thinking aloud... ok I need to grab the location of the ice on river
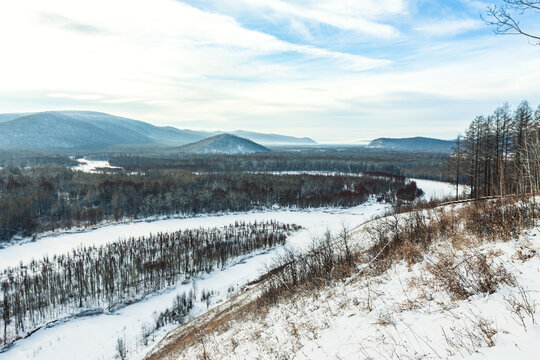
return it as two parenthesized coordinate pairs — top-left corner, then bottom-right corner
(0, 203), (387, 360)
(72, 157), (121, 173)
(0, 178), (457, 360)
(411, 178), (468, 201)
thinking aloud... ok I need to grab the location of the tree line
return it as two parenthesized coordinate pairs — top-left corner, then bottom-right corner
(108, 147), (449, 180)
(0, 221), (299, 346)
(450, 101), (540, 198)
(0, 168), (411, 242)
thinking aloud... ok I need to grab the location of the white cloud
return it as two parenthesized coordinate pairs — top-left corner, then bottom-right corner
(0, 0), (388, 92)
(414, 18), (483, 36)
(238, 0), (403, 38)
(0, 0), (538, 142)
(48, 93), (104, 101)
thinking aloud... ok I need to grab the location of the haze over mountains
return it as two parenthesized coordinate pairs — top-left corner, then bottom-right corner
(0, 111), (459, 154)
(367, 137), (456, 153)
(0, 111), (316, 150)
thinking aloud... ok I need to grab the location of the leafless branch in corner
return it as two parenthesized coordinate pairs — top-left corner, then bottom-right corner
(483, 1), (540, 45)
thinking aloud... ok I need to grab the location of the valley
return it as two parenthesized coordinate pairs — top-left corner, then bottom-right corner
(0, 180), (456, 360)
(1, 2), (539, 358)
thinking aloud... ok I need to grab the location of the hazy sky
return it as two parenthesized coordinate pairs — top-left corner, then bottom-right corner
(0, 0), (539, 143)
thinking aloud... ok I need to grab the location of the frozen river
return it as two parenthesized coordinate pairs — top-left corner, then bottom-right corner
(0, 179), (457, 360)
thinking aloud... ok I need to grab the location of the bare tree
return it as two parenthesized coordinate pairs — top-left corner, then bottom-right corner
(451, 134), (462, 200)
(484, 1), (540, 44)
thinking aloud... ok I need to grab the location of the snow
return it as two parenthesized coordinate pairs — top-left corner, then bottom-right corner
(0, 179), (457, 360)
(164, 221), (540, 360)
(0, 203), (388, 360)
(411, 178), (468, 201)
(72, 157), (121, 173)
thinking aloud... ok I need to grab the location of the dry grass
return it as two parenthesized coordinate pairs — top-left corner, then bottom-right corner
(426, 249), (515, 300)
(366, 198), (538, 274)
(505, 283), (537, 331)
(442, 310), (498, 356)
(146, 197), (539, 360)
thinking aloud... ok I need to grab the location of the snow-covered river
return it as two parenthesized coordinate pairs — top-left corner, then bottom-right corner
(72, 157), (121, 173)
(0, 179), (458, 360)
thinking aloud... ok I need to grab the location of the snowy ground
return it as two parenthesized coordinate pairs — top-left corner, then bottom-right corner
(0, 203), (388, 360)
(72, 157), (121, 173)
(411, 178), (468, 201)
(153, 212), (540, 360)
(0, 180), (457, 360)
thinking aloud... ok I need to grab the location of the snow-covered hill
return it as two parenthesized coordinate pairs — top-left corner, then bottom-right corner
(177, 133), (271, 154)
(147, 201), (540, 360)
(368, 137), (456, 153)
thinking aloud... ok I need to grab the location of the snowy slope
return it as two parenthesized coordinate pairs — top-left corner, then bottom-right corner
(148, 209), (540, 360)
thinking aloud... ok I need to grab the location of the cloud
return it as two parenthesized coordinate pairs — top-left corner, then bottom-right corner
(414, 18), (483, 36)
(0, 0), (539, 142)
(48, 93), (104, 101)
(38, 13), (107, 35)
(101, 98), (143, 104)
(237, 0), (403, 38)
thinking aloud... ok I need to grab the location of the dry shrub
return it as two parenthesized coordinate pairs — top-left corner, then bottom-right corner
(426, 249), (515, 300)
(514, 242), (538, 262)
(367, 197), (539, 275)
(366, 210), (450, 273)
(505, 283), (537, 331)
(463, 198), (538, 241)
(259, 227), (362, 307)
(443, 311), (498, 356)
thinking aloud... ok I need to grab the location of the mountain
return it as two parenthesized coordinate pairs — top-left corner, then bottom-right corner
(61, 111), (207, 145)
(0, 111), (316, 150)
(0, 113), (33, 123)
(0, 112), (150, 149)
(177, 133), (271, 154)
(367, 137), (456, 153)
(228, 130), (316, 145)
(0, 111), (203, 150)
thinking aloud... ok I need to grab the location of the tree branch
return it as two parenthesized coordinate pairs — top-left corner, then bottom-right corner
(484, 2), (540, 44)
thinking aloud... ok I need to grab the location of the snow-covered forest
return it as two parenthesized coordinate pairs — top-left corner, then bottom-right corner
(0, 221), (299, 347)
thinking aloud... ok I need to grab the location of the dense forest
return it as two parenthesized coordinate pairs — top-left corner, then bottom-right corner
(0, 168), (415, 243)
(450, 101), (540, 198)
(0, 221), (299, 346)
(108, 147), (449, 180)
(0, 152), (78, 168)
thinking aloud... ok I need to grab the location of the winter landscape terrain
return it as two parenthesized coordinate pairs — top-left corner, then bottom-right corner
(0, 180), (456, 360)
(147, 201), (540, 360)
(1, 1), (540, 359)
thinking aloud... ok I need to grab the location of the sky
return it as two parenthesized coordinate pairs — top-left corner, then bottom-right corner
(0, 0), (539, 143)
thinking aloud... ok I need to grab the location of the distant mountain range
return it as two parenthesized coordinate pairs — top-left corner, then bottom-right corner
(0, 111), (316, 150)
(178, 133), (271, 154)
(367, 137), (456, 153)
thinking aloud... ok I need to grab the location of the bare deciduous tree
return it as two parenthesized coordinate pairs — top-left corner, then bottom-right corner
(484, 1), (540, 44)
